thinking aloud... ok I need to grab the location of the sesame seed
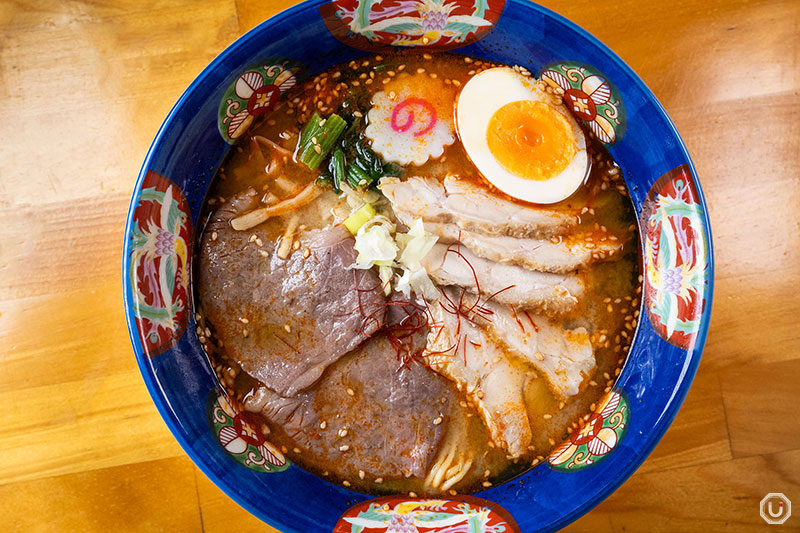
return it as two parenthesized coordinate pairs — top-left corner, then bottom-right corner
(452, 80), (461, 87)
(338, 428), (348, 437)
(239, 317), (249, 324)
(374, 477), (383, 484)
(255, 238), (263, 247)
(347, 388), (355, 396)
(417, 67), (425, 74)
(303, 248), (311, 259)
(293, 447), (301, 454)
(242, 328), (249, 337)
(259, 250), (269, 257)
(339, 445), (350, 452)
(319, 421), (327, 429)
(549, 438), (556, 446)
(433, 416), (443, 425)
(314, 145), (321, 154)
(543, 414), (553, 420)
(342, 480), (351, 487)
(558, 401), (565, 410)
(211, 231), (218, 241)
(482, 481), (492, 487)
(284, 323), (291, 333)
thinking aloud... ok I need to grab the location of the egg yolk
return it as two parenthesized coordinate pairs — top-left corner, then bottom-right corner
(486, 100), (577, 181)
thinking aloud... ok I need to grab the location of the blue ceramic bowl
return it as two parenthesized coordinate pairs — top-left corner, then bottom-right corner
(123, 1), (713, 531)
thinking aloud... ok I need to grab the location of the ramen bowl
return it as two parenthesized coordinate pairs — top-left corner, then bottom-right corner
(123, 1), (713, 531)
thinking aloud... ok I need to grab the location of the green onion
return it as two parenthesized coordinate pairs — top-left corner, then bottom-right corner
(346, 163), (373, 188)
(383, 162), (402, 177)
(316, 171), (333, 189)
(328, 148), (345, 193)
(356, 141), (384, 178)
(343, 203), (376, 235)
(298, 112), (323, 152)
(297, 113), (347, 170)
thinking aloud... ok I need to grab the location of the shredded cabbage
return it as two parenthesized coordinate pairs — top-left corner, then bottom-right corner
(354, 223), (398, 270)
(392, 219), (439, 299)
(397, 218), (438, 271)
(351, 216), (439, 299)
(395, 266), (439, 299)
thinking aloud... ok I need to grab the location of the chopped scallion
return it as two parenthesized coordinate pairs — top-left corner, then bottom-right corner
(329, 148), (345, 193)
(297, 113), (347, 170)
(343, 203), (376, 235)
(346, 163), (373, 189)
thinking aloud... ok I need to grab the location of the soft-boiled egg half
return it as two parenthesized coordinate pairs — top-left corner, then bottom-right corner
(456, 67), (589, 204)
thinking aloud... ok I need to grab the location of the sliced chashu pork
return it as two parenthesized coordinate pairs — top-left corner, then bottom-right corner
(477, 299), (594, 398)
(380, 175), (578, 239)
(420, 242), (584, 316)
(425, 295), (533, 458)
(198, 188), (386, 397)
(420, 221), (624, 274)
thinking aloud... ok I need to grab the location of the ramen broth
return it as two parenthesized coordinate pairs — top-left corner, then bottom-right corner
(196, 52), (641, 496)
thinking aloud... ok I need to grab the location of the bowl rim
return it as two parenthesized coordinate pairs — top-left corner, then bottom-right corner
(123, 0), (714, 530)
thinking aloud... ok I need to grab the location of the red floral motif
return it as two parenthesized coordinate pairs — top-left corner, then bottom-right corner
(548, 389), (629, 472)
(335, 495), (520, 532)
(320, 0), (506, 52)
(128, 171), (192, 357)
(210, 393), (289, 473)
(540, 63), (625, 144)
(641, 165), (708, 349)
(218, 61), (300, 143)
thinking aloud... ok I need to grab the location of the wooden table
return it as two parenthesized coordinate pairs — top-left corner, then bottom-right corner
(1, 0), (798, 531)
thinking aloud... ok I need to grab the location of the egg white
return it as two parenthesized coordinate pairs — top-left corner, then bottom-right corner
(456, 67), (588, 204)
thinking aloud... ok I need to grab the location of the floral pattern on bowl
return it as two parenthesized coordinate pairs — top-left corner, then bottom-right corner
(641, 164), (708, 349)
(218, 59), (303, 143)
(540, 61), (626, 144)
(208, 391), (290, 473)
(320, 0), (506, 50)
(548, 389), (630, 472)
(127, 170), (191, 357)
(334, 495), (520, 532)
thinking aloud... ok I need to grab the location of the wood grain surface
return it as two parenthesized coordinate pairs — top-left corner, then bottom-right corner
(1, 0), (798, 531)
